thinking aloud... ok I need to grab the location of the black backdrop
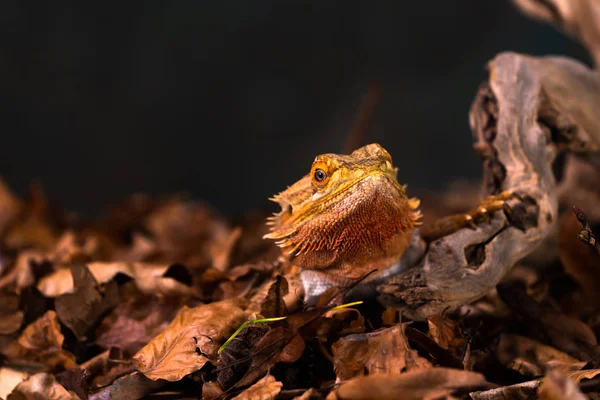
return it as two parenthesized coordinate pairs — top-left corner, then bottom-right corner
(0, 1), (591, 217)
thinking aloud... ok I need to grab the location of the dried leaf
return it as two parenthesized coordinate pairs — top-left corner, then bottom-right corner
(427, 316), (465, 355)
(234, 326), (299, 388)
(512, 0), (600, 66)
(559, 210), (600, 311)
(217, 325), (270, 391)
(38, 262), (193, 298)
(55, 368), (88, 400)
(144, 198), (231, 265)
(113, 232), (156, 262)
(231, 375), (282, 400)
(2, 310), (76, 370)
(1, 250), (46, 292)
(132, 298), (247, 381)
(54, 264), (118, 340)
(7, 373), (79, 400)
(326, 368), (488, 400)
(202, 381), (224, 400)
(538, 370), (587, 400)
(332, 324), (431, 381)
(87, 372), (164, 400)
(567, 369), (600, 382)
(497, 282), (598, 361)
(259, 275), (288, 318)
(51, 232), (100, 265)
(0, 368), (28, 400)
(293, 388), (322, 400)
(469, 370), (600, 400)
(278, 333), (305, 363)
(470, 380), (540, 400)
(0, 293), (23, 335)
(381, 308), (397, 326)
(317, 307), (365, 342)
(210, 226), (242, 272)
(496, 334), (586, 376)
(403, 326), (464, 369)
(95, 296), (182, 354)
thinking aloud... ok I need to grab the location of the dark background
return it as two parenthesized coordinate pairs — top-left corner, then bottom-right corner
(0, 1), (592, 218)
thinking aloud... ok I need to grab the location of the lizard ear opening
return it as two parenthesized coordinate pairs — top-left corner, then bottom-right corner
(310, 161), (331, 189)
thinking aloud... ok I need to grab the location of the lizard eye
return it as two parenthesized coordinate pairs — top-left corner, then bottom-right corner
(310, 161), (331, 189)
(314, 169), (327, 182)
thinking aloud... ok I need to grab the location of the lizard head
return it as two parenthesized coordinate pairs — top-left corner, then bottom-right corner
(264, 143), (421, 277)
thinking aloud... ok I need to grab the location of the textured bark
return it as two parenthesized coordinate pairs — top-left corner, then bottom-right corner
(512, 0), (600, 67)
(364, 53), (600, 319)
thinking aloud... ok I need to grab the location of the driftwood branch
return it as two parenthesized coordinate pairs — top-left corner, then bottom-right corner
(512, 0), (600, 67)
(345, 53), (600, 320)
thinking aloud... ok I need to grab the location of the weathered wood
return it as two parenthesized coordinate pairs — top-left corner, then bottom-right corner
(512, 0), (600, 67)
(371, 53), (600, 319)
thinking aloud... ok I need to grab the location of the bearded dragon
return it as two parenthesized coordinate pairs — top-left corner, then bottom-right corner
(264, 143), (516, 297)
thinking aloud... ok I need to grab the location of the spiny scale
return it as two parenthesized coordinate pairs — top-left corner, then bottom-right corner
(264, 143), (421, 279)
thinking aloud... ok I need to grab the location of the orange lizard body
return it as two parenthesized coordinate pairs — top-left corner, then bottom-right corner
(264, 143), (421, 280)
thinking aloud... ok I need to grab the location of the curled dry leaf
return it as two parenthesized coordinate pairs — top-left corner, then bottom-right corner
(246, 275), (289, 318)
(293, 388), (322, 400)
(403, 326), (463, 370)
(427, 316), (465, 356)
(1, 232), (103, 294)
(143, 198), (232, 266)
(496, 282), (598, 361)
(216, 325), (270, 391)
(559, 213), (600, 312)
(278, 333), (306, 363)
(87, 372), (164, 400)
(567, 369), (600, 382)
(470, 370), (600, 400)
(496, 334), (586, 376)
(230, 374), (282, 400)
(1, 250), (46, 292)
(259, 275), (288, 318)
(54, 264), (118, 341)
(331, 324), (431, 381)
(0, 293), (23, 335)
(233, 326), (305, 389)
(0, 368), (28, 400)
(202, 381), (224, 400)
(538, 370), (587, 400)
(210, 226), (242, 272)
(7, 373), (79, 400)
(216, 262), (279, 302)
(512, 0), (600, 66)
(95, 296), (182, 354)
(38, 262), (194, 298)
(470, 380), (540, 400)
(112, 232), (156, 262)
(55, 368), (88, 400)
(51, 232), (100, 266)
(326, 368), (488, 400)
(2, 310), (76, 370)
(132, 298), (247, 381)
(317, 307), (365, 342)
